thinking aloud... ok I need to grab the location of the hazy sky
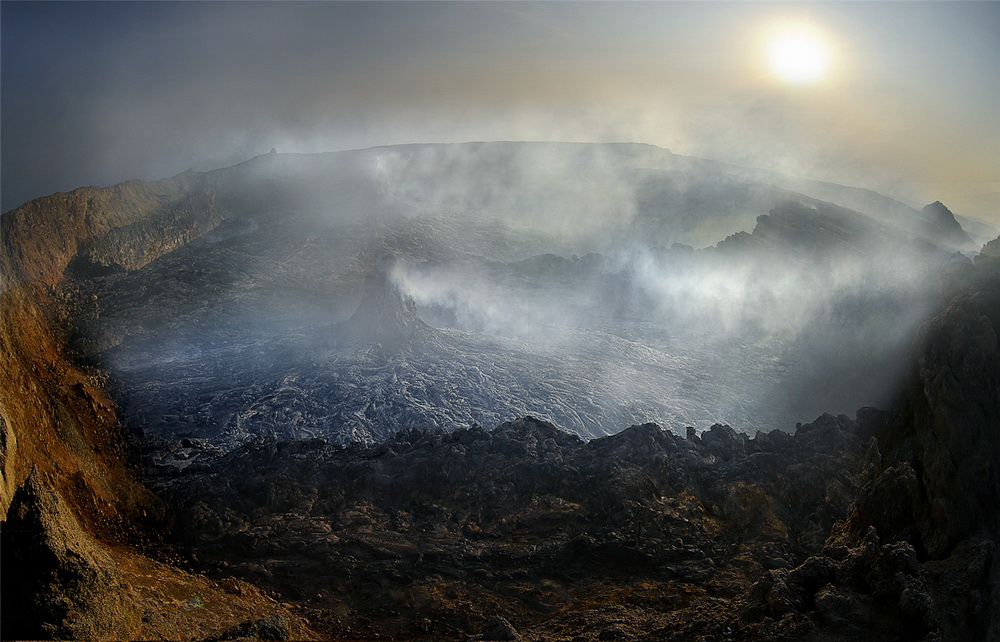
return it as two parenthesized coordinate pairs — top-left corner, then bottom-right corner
(2, 1), (998, 222)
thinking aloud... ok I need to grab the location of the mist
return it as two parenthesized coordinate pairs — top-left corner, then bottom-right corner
(5, 0), (993, 445)
(367, 144), (944, 433)
(3, 2), (998, 223)
(63, 141), (958, 448)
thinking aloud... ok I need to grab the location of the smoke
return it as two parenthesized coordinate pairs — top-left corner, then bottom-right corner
(77, 139), (957, 446)
(373, 143), (642, 246)
(390, 258), (599, 347)
(347, 142), (947, 431)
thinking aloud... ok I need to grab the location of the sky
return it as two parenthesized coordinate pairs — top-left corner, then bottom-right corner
(2, 1), (998, 223)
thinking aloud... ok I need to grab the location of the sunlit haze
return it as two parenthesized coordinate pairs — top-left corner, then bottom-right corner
(2, 1), (998, 223)
(765, 24), (833, 84)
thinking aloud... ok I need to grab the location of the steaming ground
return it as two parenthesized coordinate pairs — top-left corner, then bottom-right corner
(63, 142), (977, 448)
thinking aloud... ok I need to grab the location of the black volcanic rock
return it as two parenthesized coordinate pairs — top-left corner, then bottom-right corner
(858, 263), (1000, 558)
(475, 616), (520, 641)
(853, 254), (999, 638)
(744, 253), (1000, 642)
(206, 615), (290, 641)
(717, 199), (943, 262)
(147, 413), (868, 640)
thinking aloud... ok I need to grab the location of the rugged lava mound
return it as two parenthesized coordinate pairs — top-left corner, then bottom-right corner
(147, 414), (866, 640)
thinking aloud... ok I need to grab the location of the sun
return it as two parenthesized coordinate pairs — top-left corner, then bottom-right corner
(766, 25), (832, 84)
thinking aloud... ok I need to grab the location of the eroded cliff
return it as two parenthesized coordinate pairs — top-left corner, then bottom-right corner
(1, 170), (320, 640)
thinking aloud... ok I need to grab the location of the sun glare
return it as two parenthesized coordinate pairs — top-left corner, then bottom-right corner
(766, 26), (832, 84)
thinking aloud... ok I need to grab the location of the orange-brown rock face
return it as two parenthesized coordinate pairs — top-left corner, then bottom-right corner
(1, 169), (224, 519)
(2, 169), (321, 640)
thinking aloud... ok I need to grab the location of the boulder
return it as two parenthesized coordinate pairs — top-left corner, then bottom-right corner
(1, 469), (138, 640)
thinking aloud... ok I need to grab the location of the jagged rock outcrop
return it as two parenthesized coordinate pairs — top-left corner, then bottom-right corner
(204, 615), (291, 641)
(474, 616), (520, 641)
(0, 172), (222, 289)
(921, 201), (975, 249)
(1, 469), (138, 640)
(830, 246), (1000, 638)
(978, 234), (1000, 261)
(652, 234), (1000, 642)
(716, 199), (950, 264)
